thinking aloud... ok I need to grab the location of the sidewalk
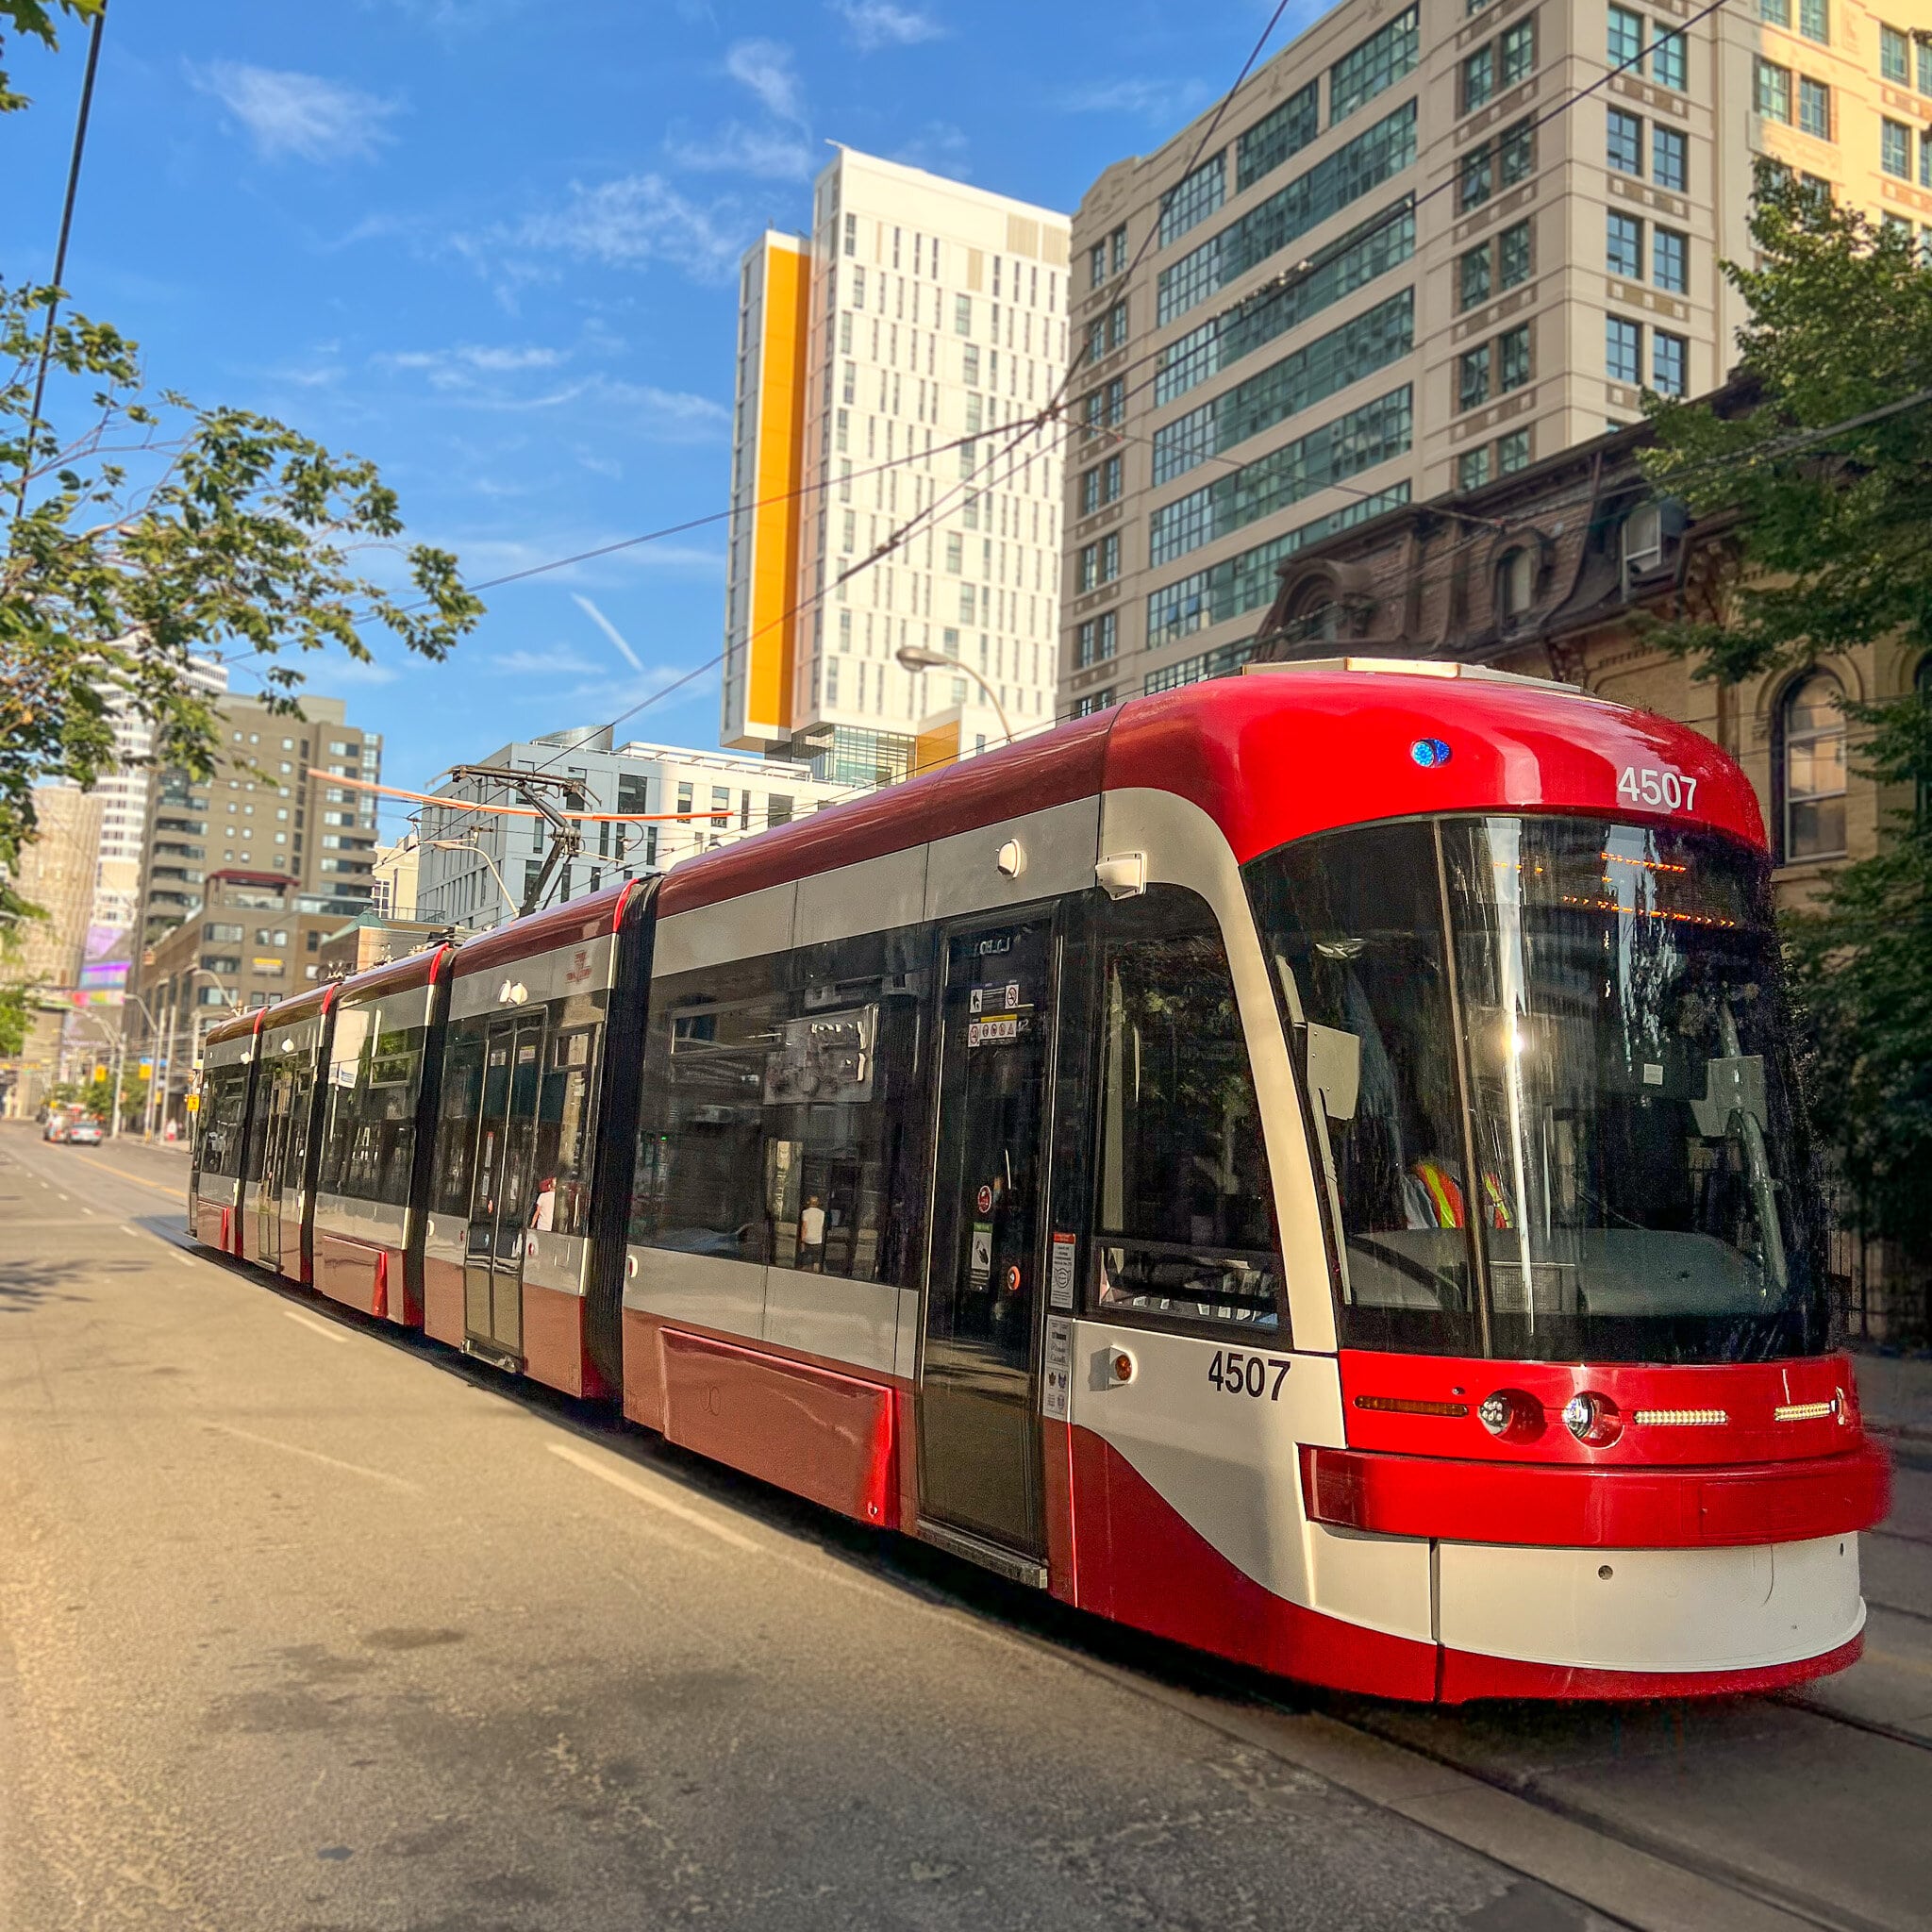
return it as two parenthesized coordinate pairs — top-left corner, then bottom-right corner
(1851, 1348), (1932, 1441)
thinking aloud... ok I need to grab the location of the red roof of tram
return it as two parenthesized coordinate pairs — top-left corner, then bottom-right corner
(656, 665), (1763, 917)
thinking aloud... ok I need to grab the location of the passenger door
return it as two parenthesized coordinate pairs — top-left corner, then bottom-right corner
(918, 913), (1058, 1564)
(258, 1064), (295, 1269)
(463, 1018), (545, 1361)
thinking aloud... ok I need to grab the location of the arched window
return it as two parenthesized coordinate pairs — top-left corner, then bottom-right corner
(1287, 592), (1338, 644)
(1777, 669), (1847, 861)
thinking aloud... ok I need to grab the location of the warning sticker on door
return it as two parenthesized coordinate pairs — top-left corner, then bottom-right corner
(970, 1224), (992, 1281)
(1041, 1316), (1072, 1420)
(968, 1016), (1019, 1047)
(1049, 1231), (1077, 1309)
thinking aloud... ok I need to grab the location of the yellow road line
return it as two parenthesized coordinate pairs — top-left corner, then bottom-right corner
(66, 1153), (186, 1203)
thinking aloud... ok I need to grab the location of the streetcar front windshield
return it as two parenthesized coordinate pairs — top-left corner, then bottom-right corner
(1246, 816), (1827, 1363)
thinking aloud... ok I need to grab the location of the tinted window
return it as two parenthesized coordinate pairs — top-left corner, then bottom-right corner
(1093, 887), (1282, 1331)
(429, 1028), (483, 1217)
(632, 926), (933, 1285)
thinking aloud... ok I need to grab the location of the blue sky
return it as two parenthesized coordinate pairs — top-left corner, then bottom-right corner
(5, 0), (1303, 839)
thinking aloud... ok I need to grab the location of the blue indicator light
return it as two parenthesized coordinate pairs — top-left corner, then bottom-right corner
(1410, 738), (1453, 769)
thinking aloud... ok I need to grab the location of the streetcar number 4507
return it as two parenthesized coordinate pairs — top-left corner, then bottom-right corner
(1618, 765), (1698, 811)
(1208, 1351), (1292, 1400)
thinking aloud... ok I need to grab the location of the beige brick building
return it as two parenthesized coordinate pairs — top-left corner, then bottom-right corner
(1060, 0), (1932, 718)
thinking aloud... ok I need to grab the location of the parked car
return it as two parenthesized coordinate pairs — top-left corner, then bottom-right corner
(66, 1117), (104, 1146)
(42, 1112), (70, 1142)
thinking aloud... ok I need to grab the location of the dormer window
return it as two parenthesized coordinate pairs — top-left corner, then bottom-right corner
(1623, 502), (1664, 579)
(1498, 547), (1537, 619)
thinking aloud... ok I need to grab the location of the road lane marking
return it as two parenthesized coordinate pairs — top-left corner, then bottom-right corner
(547, 1442), (760, 1553)
(202, 1422), (419, 1494)
(68, 1154), (187, 1202)
(283, 1308), (351, 1345)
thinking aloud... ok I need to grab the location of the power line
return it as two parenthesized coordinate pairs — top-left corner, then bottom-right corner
(10, 0), (108, 524)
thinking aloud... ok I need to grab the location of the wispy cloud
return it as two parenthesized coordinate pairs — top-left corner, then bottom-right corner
(503, 175), (747, 283)
(664, 121), (813, 181)
(379, 342), (568, 390)
(486, 646), (599, 675)
(724, 39), (804, 124)
(892, 121), (970, 177)
(1053, 75), (1215, 123)
(572, 593), (644, 673)
(328, 654), (402, 686)
(831, 1), (944, 51)
(190, 61), (402, 163)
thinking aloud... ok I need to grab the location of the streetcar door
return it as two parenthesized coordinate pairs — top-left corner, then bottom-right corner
(258, 1062), (296, 1268)
(917, 912), (1057, 1560)
(463, 1017), (544, 1360)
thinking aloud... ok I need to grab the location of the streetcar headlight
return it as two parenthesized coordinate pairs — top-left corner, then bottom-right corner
(1477, 1389), (1544, 1441)
(1562, 1391), (1623, 1447)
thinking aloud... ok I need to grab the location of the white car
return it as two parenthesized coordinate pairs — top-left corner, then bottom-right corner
(66, 1119), (103, 1146)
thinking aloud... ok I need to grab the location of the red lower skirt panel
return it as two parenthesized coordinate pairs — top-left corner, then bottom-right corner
(192, 1201), (225, 1250)
(1438, 1633), (1865, 1703)
(279, 1216), (306, 1285)
(653, 1326), (899, 1529)
(1071, 1427), (1439, 1702)
(424, 1255), (464, 1349)
(522, 1283), (608, 1401)
(314, 1232), (391, 1321)
(1303, 1442), (1891, 1549)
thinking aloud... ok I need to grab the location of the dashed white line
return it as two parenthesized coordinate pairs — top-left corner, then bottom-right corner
(282, 1308), (350, 1346)
(547, 1442), (761, 1553)
(202, 1422), (419, 1493)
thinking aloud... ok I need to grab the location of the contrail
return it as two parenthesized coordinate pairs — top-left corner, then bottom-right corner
(572, 592), (643, 673)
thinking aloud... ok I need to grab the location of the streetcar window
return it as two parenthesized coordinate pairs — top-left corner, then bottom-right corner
(1247, 822), (1480, 1355)
(632, 928), (930, 1286)
(1092, 887), (1283, 1331)
(1247, 818), (1827, 1363)
(317, 995), (430, 1208)
(533, 1027), (598, 1237)
(196, 1060), (253, 1181)
(429, 1028), (485, 1217)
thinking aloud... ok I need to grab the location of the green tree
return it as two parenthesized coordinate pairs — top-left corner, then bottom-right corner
(0, 0), (482, 932)
(1641, 178), (1932, 1296)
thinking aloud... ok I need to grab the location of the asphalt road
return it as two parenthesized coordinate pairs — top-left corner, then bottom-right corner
(2, 1123), (1927, 1932)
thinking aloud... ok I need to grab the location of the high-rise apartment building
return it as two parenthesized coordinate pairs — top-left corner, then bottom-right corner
(414, 729), (855, 931)
(723, 148), (1072, 783)
(132, 692), (382, 952)
(1059, 0), (1931, 714)
(89, 658), (229, 982)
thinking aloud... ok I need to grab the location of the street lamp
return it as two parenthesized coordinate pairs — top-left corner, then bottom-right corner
(894, 643), (1015, 746)
(425, 837), (520, 921)
(192, 966), (243, 1013)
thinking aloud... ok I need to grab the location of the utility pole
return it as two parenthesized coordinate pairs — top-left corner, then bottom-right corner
(443, 765), (590, 917)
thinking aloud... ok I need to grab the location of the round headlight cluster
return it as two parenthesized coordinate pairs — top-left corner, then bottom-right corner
(1476, 1389), (1545, 1442)
(1562, 1391), (1624, 1447)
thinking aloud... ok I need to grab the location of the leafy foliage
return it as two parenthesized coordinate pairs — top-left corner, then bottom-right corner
(1641, 177), (1932, 1275)
(0, 1), (98, 117)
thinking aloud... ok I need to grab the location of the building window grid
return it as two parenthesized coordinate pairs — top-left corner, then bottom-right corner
(1329, 6), (1419, 125)
(1459, 342), (1492, 410)
(1882, 23), (1909, 84)
(1608, 107), (1644, 175)
(1798, 76), (1830, 141)
(1147, 385), (1414, 567)
(1757, 58), (1792, 122)
(1236, 80), (1320, 192)
(1154, 202), (1415, 406)
(1158, 101), (1418, 326)
(1655, 125), (1688, 191)
(1159, 153), (1226, 249)
(1608, 6), (1644, 69)
(1653, 329), (1687, 396)
(1500, 18), (1536, 88)
(1607, 315), (1642, 385)
(1463, 43), (1496, 112)
(1882, 118), (1912, 179)
(1653, 28), (1686, 91)
(1654, 226), (1688, 292)
(1799, 0), (1826, 43)
(1142, 487), (1411, 645)
(1149, 288), (1414, 486)
(1607, 210), (1643, 279)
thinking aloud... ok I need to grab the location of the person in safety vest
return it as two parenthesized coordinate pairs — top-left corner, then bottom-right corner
(1405, 1157), (1516, 1231)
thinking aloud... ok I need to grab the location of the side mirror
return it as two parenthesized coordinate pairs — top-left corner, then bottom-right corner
(1690, 1055), (1767, 1138)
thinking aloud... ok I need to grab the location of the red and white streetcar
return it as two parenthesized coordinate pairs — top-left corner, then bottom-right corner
(189, 660), (1889, 1701)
